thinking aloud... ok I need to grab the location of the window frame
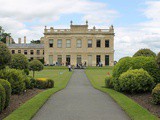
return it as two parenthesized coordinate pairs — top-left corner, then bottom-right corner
(66, 39), (71, 48)
(96, 40), (101, 47)
(57, 39), (62, 48)
(88, 40), (92, 48)
(77, 40), (82, 48)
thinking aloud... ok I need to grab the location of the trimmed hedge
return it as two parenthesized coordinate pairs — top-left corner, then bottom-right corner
(0, 84), (6, 112)
(118, 69), (154, 93)
(105, 76), (114, 88)
(152, 83), (160, 104)
(0, 69), (26, 94)
(35, 78), (54, 89)
(0, 79), (11, 108)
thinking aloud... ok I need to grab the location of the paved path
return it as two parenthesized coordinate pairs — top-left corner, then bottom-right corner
(32, 70), (130, 120)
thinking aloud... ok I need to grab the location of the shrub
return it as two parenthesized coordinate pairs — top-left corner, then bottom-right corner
(47, 79), (54, 88)
(29, 60), (43, 78)
(24, 69), (29, 75)
(156, 52), (160, 69)
(118, 69), (154, 93)
(105, 76), (114, 88)
(152, 83), (160, 104)
(0, 79), (11, 108)
(0, 42), (11, 69)
(35, 78), (54, 89)
(1, 69), (26, 94)
(133, 48), (156, 57)
(10, 53), (29, 70)
(24, 75), (31, 89)
(0, 84), (6, 112)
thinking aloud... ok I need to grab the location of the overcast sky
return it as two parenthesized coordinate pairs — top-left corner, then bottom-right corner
(0, 0), (160, 60)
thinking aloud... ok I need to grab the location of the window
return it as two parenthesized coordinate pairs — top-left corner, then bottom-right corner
(24, 50), (27, 55)
(105, 40), (109, 47)
(12, 50), (15, 54)
(105, 55), (109, 66)
(57, 55), (62, 65)
(37, 50), (40, 55)
(88, 40), (92, 48)
(77, 55), (82, 64)
(77, 40), (82, 48)
(30, 50), (34, 55)
(49, 39), (53, 47)
(96, 40), (101, 47)
(57, 40), (62, 48)
(66, 55), (71, 66)
(66, 40), (71, 48)
(96, 55), (101, 65)
(18, 50), (21, 53)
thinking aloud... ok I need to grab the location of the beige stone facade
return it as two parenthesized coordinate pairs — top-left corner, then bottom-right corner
(43, 22), (114, 66)
(7, 21), (115, 66)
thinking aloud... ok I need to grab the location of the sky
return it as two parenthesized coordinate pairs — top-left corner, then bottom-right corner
(0, 0), (160, 61)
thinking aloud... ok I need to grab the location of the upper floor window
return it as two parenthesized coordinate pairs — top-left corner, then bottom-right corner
(88, 40), (92, 48)
(18, 50), (21, 53)
(49, 39), (53, 47)
(105, 40), (109, 47)
(77, 40), (82, 48)
(37, 50), (40, 55)
(12, 50), (15, 54)
(30, 50), (34, 55)
(96, 40), (101, 47)
(57, 39), (62, 48)
(66, 40), (71, 48)
(24, 50), (27, 55)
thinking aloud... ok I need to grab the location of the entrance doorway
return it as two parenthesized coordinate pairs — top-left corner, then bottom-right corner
(77, 55), (82, 65)
(66, 55), (71, 66)
(49, 55), (53, 65)
(105, 55), (109, 66)
(57, 55), (62, 66)
(88, 55), (92, 66)
(96, 55), (101, 66)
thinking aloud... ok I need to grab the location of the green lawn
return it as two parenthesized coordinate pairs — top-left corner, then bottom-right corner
(85, 67), (159, 120)
(4, 67), (72, 120)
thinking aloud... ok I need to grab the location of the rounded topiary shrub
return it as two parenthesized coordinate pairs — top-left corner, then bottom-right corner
(0, 84), (6, 112)
(105, 76), (114, 88)
(4, 69), (26, 94)
(35, 78), (48, 89)
(47, 79), (54, 88)
(118, 69), (154, 93)
(24, 75), (31, 89)
(133, 48), (156, 57)
(0, 79), (11, 108)
(152, 83), (160, 104)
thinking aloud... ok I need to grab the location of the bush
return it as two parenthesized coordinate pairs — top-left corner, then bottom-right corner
(105, 76), (114, 88)
(1, 69), (26, 94)
(24, 75), (31, 89)
(152, 83), (160, 104)
(0, 42), (11, 69)
(0, 79), (11, 108)
(133, 48), (156, 57)
(35, 78), (54, 89)
(156, 52), (160, 69)
(24, 69), (29, 75)
(0, 84), (6, 112)
(118, 69), (154, 93)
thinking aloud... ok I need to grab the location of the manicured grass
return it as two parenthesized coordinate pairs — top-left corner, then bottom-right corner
(85, 68), (159, 120)
(4, 68), (72, 120)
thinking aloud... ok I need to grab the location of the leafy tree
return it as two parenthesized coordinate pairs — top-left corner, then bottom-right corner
(156, 52), (160, 69)
(10, 53), (29, 70)
(30, 40), (40, 44)
(133, 48), (156, 57)
(29, 60), (43, 78)
(0, 42), (11, 69)
(0, 26), (13, 43)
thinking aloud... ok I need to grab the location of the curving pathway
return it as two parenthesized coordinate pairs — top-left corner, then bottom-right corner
(32, 69), (130, 120)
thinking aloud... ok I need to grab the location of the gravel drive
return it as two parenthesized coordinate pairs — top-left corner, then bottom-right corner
(32, 69), (130, 120)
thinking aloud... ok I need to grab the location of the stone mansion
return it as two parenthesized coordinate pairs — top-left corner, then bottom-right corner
(7, 21), (115, 66)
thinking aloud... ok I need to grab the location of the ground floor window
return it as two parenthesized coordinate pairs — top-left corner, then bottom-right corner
(12, 50), (15, 54)
(66, 55), (71, 66)
(49, 55), (53, 65)
(57, 55), (62, 66)
(105, 55), (109, 66)
(96, 55), (101, 66)
(77, 55), (82, 65)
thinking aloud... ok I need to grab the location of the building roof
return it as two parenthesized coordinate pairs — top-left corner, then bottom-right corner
(7, 43), (44, 49)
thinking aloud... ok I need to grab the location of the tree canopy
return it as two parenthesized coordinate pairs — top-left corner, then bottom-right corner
(0, 26), (13, 43)
(133, 48), (156, 57)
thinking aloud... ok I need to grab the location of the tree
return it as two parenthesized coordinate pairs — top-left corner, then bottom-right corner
(29, 60), (43, 78)
(133, 48), (156, 57)
(30, 40), (41, 44)
(10, 53), (29, 70)
(0, 42), (11, 69)
(156, 52), (160, 69)
(0, 26), (13, 43)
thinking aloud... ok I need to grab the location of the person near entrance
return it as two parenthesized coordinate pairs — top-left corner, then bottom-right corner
(68, 64), (71, 71)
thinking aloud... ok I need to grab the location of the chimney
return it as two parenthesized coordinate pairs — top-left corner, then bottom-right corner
(9, 37), (12, 44)
(18, 38), (21, 44)
(6, 36), (9, 44)
(24, 36), (26, 44)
